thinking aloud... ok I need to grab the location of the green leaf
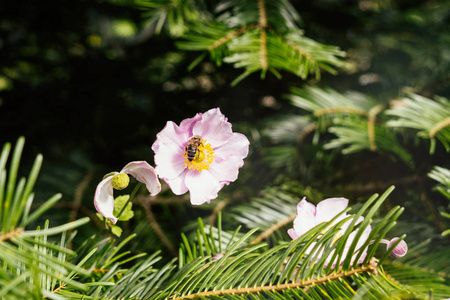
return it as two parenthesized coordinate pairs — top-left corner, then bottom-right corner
(113, 195), (134, 221)
(110, 225), (123, 237)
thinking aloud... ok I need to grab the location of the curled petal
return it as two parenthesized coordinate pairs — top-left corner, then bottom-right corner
(94, 176), (117, 224)
(121, 161), (161, 196)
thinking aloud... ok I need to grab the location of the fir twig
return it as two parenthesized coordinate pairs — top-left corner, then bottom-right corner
(258, 0), (268, 72)
(171, 258), (379, 299)
(368, 104), (385, 151)
(250, 213), (296, 244)
(430, 117), (450, 137)
(140, 197), (177, 256)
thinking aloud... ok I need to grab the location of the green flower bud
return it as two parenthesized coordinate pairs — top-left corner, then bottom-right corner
(111, 173), (130, 190)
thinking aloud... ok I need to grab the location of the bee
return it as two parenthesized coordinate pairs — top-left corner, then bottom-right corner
(185, 135), (203, 162)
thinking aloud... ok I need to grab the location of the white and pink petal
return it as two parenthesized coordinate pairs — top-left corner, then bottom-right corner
(94, 176), (118, 224)
(315, 198), (348, 224)
(213, 132), (250, 161)
(185, 170), (221, 205)
(291, 198), (317, 237)
(121, 161), (161, 196)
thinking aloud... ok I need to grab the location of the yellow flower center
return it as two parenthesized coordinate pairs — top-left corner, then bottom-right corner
(184, 139), (215, 172)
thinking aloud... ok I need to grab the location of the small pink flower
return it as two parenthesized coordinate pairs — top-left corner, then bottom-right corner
(152, 108), (250, 205)
(385, 237), (408, 258)
(288, 197), (371, 266)
(94, 161), (161, 224)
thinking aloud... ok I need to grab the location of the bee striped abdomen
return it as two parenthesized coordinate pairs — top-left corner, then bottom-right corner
(185, 135), (203, 162)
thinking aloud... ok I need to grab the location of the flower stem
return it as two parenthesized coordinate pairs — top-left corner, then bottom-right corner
(116, 182), (142, 220)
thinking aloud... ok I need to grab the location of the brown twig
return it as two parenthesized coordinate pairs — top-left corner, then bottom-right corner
(250, 214), (296, 244)
(43, 283), (66, 299)
(367, 104), (385, 151)
(258, 0), (268, 71)
(208, 25), (257, 51)
(68, 172), (93, 248)
(171, 257), (379, 299)
(209, 199), (229, 226)
(0, 228), (24, 242)
(139, 197), (177, 257)
(420, 189), (449, 242)
(429, 117), (450, 137)
(297, 122), (317, 145)
(314, 107), (369, 118)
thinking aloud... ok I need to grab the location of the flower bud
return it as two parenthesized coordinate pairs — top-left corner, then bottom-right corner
(212, 253), (224, 261)
(111, 173), (130, 190)
(387, 237), (408, 258)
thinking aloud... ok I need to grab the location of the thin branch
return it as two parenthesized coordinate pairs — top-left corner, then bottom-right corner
(209, 199), (229, 226)
(258, 0), (268, 71)
(297, 122), (317, 144)
(139, 197), (177, 257)
(429, 116), (450, 137)
(208, 25), (257, 51)
(420, 189), (449, 242)
(368, 104), (385, 151)
(0, 227), (24, 242)
(314, 107), (368, 118)
(329, 175), (424, 196)
(250, 214), (296, 244)
(68, 172), (93, 247)
(44, 283), (66, 299)
(69, 172), (93, 223)
(172, 257), (379, 299)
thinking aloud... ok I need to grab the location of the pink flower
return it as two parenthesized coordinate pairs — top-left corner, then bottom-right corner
(384, 237), (408, 258)
(288, 197), (371, 266)
(94, 161), (161, 224)
(152, 108), (250, 205)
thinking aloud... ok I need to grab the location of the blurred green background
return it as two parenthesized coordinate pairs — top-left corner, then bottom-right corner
(0, 0), (448, 255)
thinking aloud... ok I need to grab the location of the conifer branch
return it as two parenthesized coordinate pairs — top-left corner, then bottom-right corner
(140, 198), (177, 256)
(368, 104), (385, 151)
(171, 258), (379, 299)
(207, 25), (257, 51)
(209, 199), (229, 226)
(45, 283), (66, 299)
(297, 122), (317, 144)
(429, 117), (450, 137)
(0, 227), (24, 242)
(289, 43), (312, 60)
(258, 0), (268, 71)
(68, 172), (93, 248)
(314, 107), (368, 117)
(250, 214), (296, 244)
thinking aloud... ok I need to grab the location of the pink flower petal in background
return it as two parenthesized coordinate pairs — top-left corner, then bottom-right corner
(288, 197), (371, 266)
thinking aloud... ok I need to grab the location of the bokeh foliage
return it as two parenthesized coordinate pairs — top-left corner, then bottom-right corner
(0, 0), (449, 298)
